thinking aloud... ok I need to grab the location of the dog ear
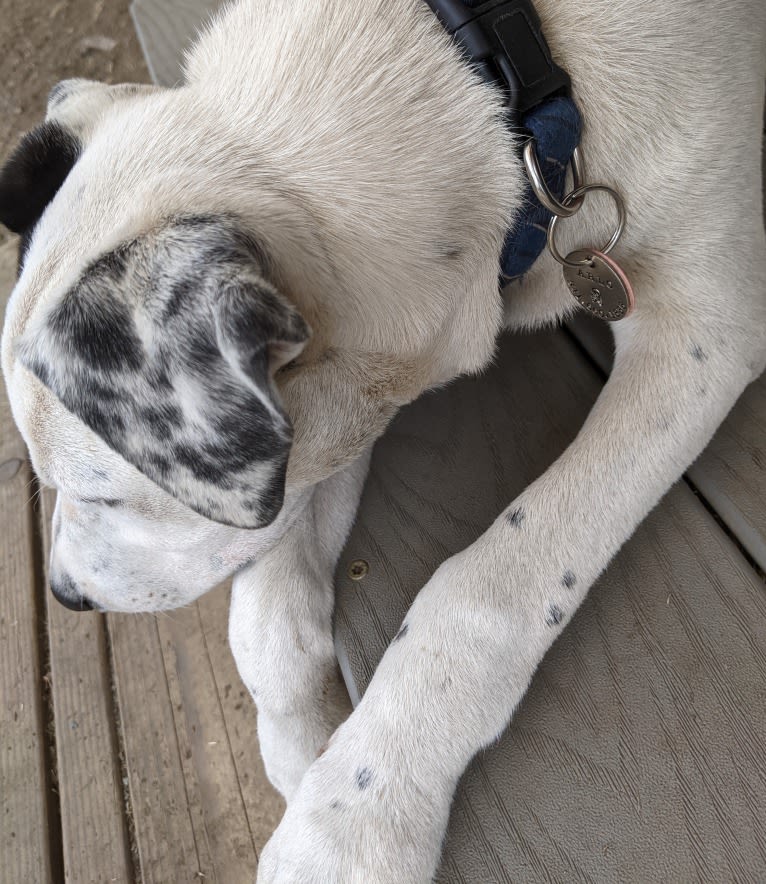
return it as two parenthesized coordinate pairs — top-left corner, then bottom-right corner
(0, 120), (80, 237)
(17, 216), (311, 529)
(1, 80), (159, 262)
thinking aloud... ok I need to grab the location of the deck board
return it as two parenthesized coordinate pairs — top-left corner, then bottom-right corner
(109, 612), (209, 883)
(108, 584), (283, 883)
(130, 0), (225, 87)
(196, 589), (286, 855)
(155, 595), (261, 882)
(40, 488), (133, 884)
(335, 328), (766, 881)
(0, 238), (52, 883)
(0, 446), (51, 883)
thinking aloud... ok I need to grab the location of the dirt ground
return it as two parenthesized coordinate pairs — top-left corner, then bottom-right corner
(0, 0), (150, 248)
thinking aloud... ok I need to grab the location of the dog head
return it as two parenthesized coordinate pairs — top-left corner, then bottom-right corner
(1, 80), (311, 612)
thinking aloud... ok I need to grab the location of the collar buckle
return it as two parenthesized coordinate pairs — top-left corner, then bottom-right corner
(425, 0), (570, 115)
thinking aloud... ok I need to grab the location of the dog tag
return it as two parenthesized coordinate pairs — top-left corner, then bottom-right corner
(562, 249), (634, 322)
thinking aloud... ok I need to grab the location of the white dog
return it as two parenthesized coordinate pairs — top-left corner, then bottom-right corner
(1, 0), (764, 880)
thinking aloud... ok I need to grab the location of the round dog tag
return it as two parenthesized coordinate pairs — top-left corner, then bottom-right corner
(562, 249), (634, 322)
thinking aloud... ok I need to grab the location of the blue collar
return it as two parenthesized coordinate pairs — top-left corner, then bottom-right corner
(424, 0), (582, 279)
(501, 96), (581, 279)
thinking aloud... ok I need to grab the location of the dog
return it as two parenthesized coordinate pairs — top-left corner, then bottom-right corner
(1, 0), (765, 880)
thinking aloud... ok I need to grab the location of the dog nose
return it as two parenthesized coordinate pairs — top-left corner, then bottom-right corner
(50, 573), (93, 612)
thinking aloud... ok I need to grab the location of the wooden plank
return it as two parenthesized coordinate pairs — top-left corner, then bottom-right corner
(0, 236), (52, 882)
(110, 582), (284, 883)
(335, 328), (766, 882)
(154, 589), (266, 882)
(196, 588), (285, 855)
(108, 612), (211, 883)
(39, 488), (132, 884)
(567, 313), (766, 572)
(130, 0), (224, 87)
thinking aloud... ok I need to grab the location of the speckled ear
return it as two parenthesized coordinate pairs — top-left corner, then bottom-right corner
(18, 215), (311, 529)
(0, 120), (80, 239)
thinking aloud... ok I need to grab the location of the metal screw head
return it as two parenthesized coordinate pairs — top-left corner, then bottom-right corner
(348, 560), (369, 581)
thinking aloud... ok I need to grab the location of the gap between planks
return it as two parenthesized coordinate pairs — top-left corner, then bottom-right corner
(107, 583), (284, 883)
(40, 487), (133, 884)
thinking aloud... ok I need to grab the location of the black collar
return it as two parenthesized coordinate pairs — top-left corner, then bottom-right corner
(423, 0), (582, 279)
(423, 0), (570, 124)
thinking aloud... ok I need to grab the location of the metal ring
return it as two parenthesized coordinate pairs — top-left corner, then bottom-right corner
(547, 183), (627, 268)
(523, 141), (586, 218)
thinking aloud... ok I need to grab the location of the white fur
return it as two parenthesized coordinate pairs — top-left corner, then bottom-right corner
(2, 0), (765, 880)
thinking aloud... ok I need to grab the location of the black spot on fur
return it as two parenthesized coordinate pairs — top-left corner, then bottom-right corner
(174, 443), (230, 485)
(562, 571), (577, 589)
(210, 404), (282, 461)
(81, 497), (124, 508)
(0, 120), (81, 235)
(85, 380), (121, 403)
(48, 80), (74, 109)
(233, 555), (258, 575)
(140, 404), (183, 439)
(393, 623), (409, 643)
(546, 604), (564, 627)
(254, 462), (286, 524)
(18, 228), (35, 272)
(507, 507), (525, 527)
(77, 398), (122, 443)
(690, 344), (707, 363)
(148, 453), (172, 478)
(436, 243), (464, 261)
(164, 278), (195, 320)
(356, 768), (373, 791)
(98, 248), (129, 281)
(49, 289), (143, 372)
(147, 363), (173, 391)
(27, 359), (51, 388)
(186, 328), (221, 371)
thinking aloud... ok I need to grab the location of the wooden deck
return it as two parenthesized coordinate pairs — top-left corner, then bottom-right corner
(1, 2), (764, 880)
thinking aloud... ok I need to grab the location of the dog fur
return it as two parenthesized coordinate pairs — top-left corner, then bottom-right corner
(1, 0), (765, 880)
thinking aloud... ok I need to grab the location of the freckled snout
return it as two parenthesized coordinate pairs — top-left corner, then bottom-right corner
(50, 572), (94, 612)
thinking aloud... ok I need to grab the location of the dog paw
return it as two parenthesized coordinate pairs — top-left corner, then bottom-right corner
(256, 721), (449, 883)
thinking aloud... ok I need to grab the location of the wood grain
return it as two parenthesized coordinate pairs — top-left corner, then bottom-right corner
(335, 328), (766, 882)
(154, 589), (261, 882)
(108, 611), (210, 883)
(109, 583), (284, 883)
(0, 237), (51, 882)
(196, 588), (285, 856)
(130, 0), (225, 87)
(39, 488), (132, 884)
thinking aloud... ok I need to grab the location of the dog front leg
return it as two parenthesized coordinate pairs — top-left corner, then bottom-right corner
(258, 302), (765, 883)
(228, 451), (371, 802)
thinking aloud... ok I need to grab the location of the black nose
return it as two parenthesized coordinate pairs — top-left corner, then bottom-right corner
(50, 574), (93, 612)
